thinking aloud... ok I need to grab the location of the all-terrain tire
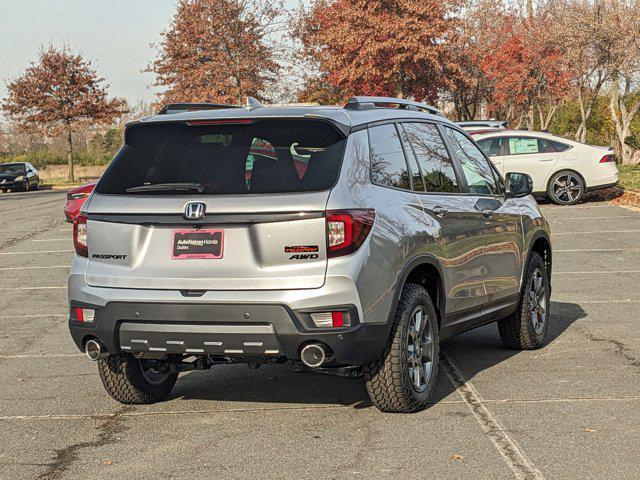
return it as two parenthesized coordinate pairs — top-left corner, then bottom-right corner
(498, 252), (550, 349)
(97, 354), (178, 404)
(364, 283), (440, 413)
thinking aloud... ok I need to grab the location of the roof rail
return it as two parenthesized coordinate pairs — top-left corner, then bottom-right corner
(157, 102), (241, 115)
(344, 96), (443, 116)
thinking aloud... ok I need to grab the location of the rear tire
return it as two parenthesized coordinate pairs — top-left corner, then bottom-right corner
(547, 170), (585, 205)
(498, 252), (550, 349)
(364, 283), (439, 413)
(97, 354), (178, 404)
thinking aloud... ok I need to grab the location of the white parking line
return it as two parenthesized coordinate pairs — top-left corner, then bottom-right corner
(481, 396), (640, 405)
(33, 238), (71, 242)
(0, 286), (66, 291)
(1, 314), (66, 318)
(550, 216), (637, 221)
(541, 204), (612, 209)
(0, 265), (69, 271)
(0, 404), (352, 422)
(552, 230), (640, 235)
(570, 299), (640, 304)
(0, 396), (638, 422)
(554, 248), (640, 252)
(554, 270), (640, 274)
(0, 250), (74, 255)
(0, 353), (83, 359)
(441, 352), (544, 480)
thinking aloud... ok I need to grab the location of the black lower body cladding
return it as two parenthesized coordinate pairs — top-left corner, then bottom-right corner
(68, 301), (390, 366)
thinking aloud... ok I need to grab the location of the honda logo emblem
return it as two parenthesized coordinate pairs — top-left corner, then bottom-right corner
(183, 202), (206, 220)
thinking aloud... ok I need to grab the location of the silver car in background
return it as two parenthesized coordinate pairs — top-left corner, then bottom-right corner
(68, 97), (552, 413)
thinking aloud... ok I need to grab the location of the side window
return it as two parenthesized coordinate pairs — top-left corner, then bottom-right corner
(402, 123), (459, 193)
(397, 126), (425, 192)
(369, 124), (411, 190)
(507, 137), (540, 155)
(477, 137), (508, 157)
(538, 138), (569, 153)
(445, 128), (500, 196)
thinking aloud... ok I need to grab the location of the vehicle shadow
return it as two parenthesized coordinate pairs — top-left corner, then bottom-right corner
(170, 301), (586, 410)
(535, 187), (623, 206)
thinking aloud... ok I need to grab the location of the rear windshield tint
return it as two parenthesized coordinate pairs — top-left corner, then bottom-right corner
(96, 119), (346, 195)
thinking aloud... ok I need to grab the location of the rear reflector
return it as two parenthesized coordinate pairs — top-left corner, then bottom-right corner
(73, 213), (88, 257)
(326, 209), (375, 258)
(310, 311), (351, 328)
(599, 154), (616, 163)
(71, 307), (95, 323)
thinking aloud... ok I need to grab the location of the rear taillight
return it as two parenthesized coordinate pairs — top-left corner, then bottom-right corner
(73, 213), (88, 257)
(600, 154), (616, 163)
(326, 209), (375, 258)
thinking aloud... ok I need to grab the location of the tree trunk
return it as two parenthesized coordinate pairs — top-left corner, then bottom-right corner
(608, 73), (640, 164)
(537, 103), (558, 131)
(67, 130), (75, 183)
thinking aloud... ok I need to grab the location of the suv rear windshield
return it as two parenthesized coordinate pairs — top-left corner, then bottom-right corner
(96, 119), (346, 195)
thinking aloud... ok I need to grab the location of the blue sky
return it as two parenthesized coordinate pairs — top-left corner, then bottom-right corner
(0, 0), (303, 106)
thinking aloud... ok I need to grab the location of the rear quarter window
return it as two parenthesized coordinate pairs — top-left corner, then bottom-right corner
(368, 124), (411, 190)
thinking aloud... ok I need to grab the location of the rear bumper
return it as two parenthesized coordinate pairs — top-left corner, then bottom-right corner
(68, 261), (390, 366)
(587, 179), (619, 192)
(68, 301), (389, 365)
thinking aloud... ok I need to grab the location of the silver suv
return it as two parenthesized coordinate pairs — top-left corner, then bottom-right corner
(68, 96), (552, 413)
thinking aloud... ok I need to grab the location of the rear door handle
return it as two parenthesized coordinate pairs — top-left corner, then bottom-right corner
(539, 157), (555, 162)
(433, 206), (449, 218)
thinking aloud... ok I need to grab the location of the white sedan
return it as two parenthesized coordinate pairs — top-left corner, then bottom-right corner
(472, 130), (619, 205)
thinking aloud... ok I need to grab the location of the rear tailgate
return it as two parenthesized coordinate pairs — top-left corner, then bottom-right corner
(83, 118), (346, 291)
(85, 193), (329, 290)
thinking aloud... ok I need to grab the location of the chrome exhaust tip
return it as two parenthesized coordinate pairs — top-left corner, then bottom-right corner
(85, 339), (107, 361)
(300, 343), (327, 368)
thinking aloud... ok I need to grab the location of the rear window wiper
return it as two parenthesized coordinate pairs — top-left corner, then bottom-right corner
(125, 182), (205, 193)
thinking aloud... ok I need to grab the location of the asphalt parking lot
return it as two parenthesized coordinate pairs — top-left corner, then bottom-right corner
(0, 190), (638, 479)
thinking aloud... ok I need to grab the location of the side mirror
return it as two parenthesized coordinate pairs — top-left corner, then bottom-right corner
(505, 172), (533, 198)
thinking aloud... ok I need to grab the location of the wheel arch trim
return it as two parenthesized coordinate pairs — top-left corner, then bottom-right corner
(387, 254), (446, 327)
(524, 230), (553, 287)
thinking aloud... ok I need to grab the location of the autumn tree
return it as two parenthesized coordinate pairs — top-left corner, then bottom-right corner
(445, 0), (508, 120)
(548, 0), (633, 142)
(602, 0), (640, 164)
(480, 13), (572, 129)
(293, 0), (463, 103)
(2, 46), (126, 181)
(149, 0), (282, 105)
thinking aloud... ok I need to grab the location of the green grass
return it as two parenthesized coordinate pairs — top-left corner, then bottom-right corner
(618, 164), (640, 192)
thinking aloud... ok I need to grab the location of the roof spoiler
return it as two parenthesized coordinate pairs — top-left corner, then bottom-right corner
(158, 97), (265, 115)
(158, 103), (240, 115)
(344, 96), (444, 116)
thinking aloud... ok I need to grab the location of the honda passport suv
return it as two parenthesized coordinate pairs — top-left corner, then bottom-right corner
(68, 96), (552, 413)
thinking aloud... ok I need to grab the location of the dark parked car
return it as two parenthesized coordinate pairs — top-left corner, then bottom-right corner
(0, 162), (40, 192)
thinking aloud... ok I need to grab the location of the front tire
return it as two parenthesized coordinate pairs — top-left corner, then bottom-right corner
(547, 170), (585, 205)
(364, 284), (440, 413)
(97, 354), (178, 404)
(498, 252), (550, 349)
